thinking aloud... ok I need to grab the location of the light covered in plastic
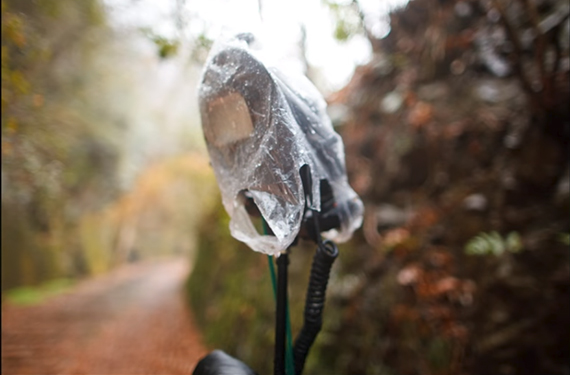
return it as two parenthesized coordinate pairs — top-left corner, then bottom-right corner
(198, 34), (363, 255)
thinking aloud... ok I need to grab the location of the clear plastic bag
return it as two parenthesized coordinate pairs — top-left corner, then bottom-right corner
(198, 33), (363, 255)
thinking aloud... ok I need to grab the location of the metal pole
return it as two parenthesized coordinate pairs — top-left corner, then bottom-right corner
(274, 252), (289, 375)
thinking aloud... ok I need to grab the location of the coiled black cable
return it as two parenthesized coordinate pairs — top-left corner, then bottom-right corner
(293, 240), (338, 375)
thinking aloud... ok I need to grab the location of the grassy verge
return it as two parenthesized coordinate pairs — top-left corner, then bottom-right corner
(3, 278), (75, 306)
(187, 200), (331, 374)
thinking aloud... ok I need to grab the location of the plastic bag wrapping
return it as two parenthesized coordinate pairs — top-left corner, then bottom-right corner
(198, 34), (363, 255)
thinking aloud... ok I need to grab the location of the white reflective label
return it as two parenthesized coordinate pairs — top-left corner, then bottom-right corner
(205, 92), (254, 147)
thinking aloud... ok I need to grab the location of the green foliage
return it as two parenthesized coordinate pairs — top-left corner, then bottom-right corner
(4, 278), (74, 306)
(559, 232), (570, 246)
(465, 231), (523, 256)
(323, 0), (364, 42)
(140, 28), (179, 59)
(1, 0), (119, 208)
(190, 33), (213, 63)
(334, 19), (353, 42)
(1, 0), (125, 290)
(426, 337), (452, 371)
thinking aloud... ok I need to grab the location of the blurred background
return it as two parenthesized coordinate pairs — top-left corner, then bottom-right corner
(1, 0), (569, 375)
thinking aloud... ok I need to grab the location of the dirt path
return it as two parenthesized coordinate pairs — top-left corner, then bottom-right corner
(1, 259), (209, 375)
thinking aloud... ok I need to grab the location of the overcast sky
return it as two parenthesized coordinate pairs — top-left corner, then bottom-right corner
(103, 0), (408, 92)
(99, 0), (408, 186)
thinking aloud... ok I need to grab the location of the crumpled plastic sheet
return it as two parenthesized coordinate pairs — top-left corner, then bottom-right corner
(198, 33), (363, 255)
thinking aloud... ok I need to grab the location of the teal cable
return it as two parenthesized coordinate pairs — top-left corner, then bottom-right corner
(267, 253), (277, 298)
